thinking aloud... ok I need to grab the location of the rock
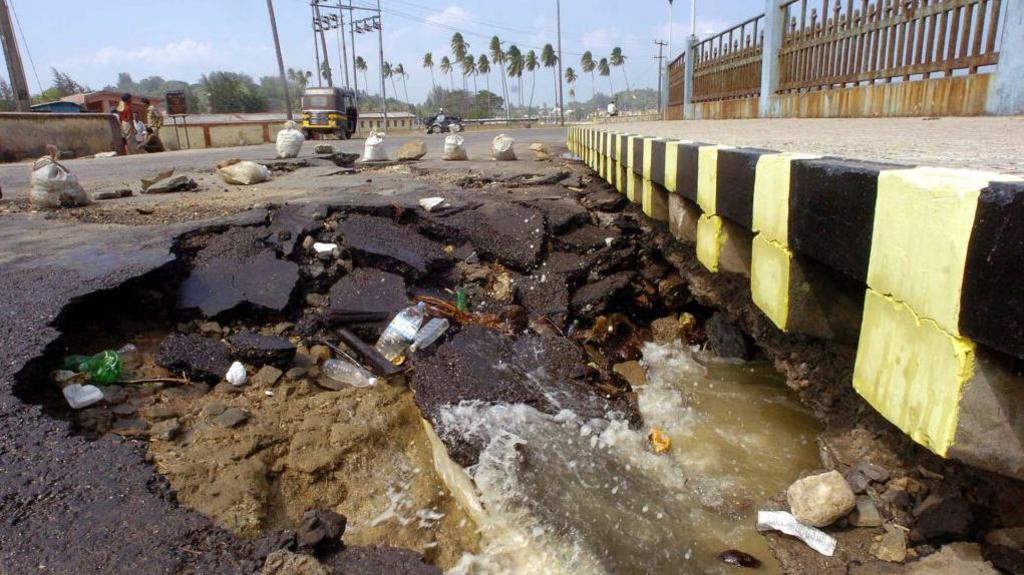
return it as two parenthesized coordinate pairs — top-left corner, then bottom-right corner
(717, 549), (761, 568)
(111, 419), (148, 435)
(651, 315), (683, 344)
(529, 142), (551, 160)
(297, 509), (347, 556)
(851, 498), (884, 527)
(582, 189), (628, 212)
(657, 276), (691, 308)
(984, 527), (1024, 574)
(141, 168), (174, 190)
(252, 365), (284, 387)
(150, 418), (182, 441)
(144, 174), (198, 194)
(395, 141), (427, 161)
(143, 404), (180, 420)
(856, 461), (892, 483)
(305, 293), (328, 307)
(228, 331), (297, 367)
(156, 334), (233, 383)
(260, 550), (329, 575)
(313, 144), (335, 155)
(286, 367), (308, 379)
(203, 402), (228, 417)
(178, 227), (300, 317)
(198, 321), (222, 335)
(872, 524), (909, 562)
(214, 407), (249, 428)
(678, 312), (697, 340)
(111, 403), (137, 416)
(101, 385), (127, 405)
(787, 470), (857, 527)
(302, 236), (316, 250)
(911, 493), (975, 543)
(570, 271), (635, 315)
(706, 313), (750, 360)
(846, 470), (872, 494)
(93, 189), (132, 200)
(213, 381), (243, 395)
(314, 377), (346, 391)
(558, 224), (622, 253)
(273, 322), (295, 335)
(613, 361), (647, 388)
(905, 543), (999, 574)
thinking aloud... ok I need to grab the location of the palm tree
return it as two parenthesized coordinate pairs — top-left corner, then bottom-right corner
(525, 50), (538, 115)
(422, 52), (436, 92)
(477, 54), (491, 114)
(355, 57), (370, 106)
(394, 63), (409, 108)
(439, 56), (453, 91)
(489, 36), (510, 121)
(541, 44), (558, 116)
(565, 67), (578, 118)
(507, 45), (526, 112)
(598, 57), (613, 95)
(610, 47), (629, 98)
(451, 33), (469, 91)
(462, 54), (477, 95)
(382, 61), (395, 109)
(580, 51), (596, 100)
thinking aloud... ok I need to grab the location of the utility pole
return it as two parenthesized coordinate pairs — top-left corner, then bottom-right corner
(348, 4), (358, 101)
(555, 0), (565, 126)
(312, 4), (322, 88)
(336, 8), (350, 89)
(376, 0), (387, 129)
(0, 0), (31, 111)
(667, 0), (674, 62)
(266, 0), (292, 120)
(314, 3), (333, 87)
(654, 41), (667, 115)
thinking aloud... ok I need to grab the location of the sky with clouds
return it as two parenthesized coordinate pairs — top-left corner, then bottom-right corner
(3, 0), (763, 107)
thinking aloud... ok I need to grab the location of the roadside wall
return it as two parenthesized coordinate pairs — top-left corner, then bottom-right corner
(160, 117), (420, 151)
(0, 112), (120, 162)
(570, 125), (1024, 481)
(671, 75), (992, 120)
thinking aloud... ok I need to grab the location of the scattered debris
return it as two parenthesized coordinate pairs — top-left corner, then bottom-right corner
(705, 312), (750, 359)
(787, 470), (857, 527)
(756, 511), (837, 556)
(92, 188), (132, 200)
(418, 197), (446, 212)
(94, 151), (118, 158)
(141, 168), (175, 190)
(649, 428), (671, 453)
(143, 174), (198, 194)
(226, 361), (248, 386)
(62, 384), (104, 409)
(410, 318), (450, 352)
(297, 508), (347, 556)
(375, 302), (427, 363)
(850, 497), (883, 527)
(313, 242), (340, 259)
(213, 407), (249, 428)
(228, 332), (297, 367)
(872, 524), (909, 562)
(314, 143), (335, 154)
(322, 358), (377, 388)
(717, 549), (762, 569)
(156, 333), (232, 383)
(217, 159), (271, 185)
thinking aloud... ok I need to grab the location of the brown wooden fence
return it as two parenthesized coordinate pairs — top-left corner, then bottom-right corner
(778, 0), (1002, 92)
(692, 15), (765, 102)
(668, 55), (686, 108)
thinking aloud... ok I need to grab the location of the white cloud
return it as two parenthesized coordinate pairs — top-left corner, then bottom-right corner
(425, 5), (472, 28)
(90, 39), (216, 66)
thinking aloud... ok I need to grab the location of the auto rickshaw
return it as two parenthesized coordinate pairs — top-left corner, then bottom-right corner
(301, 87), (358, 140)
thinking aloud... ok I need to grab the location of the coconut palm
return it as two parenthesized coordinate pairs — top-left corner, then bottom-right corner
(477, 54), (492, 114)
(382, 61), (396, 109)
(610, 47), (629, 97)
(506, 45), (524, 112)
(439, 56), (454, 91)
(461, 54), (477, 94)
(422, 52), (436, 92)
(598, 57), (613, 95)
(565, 67), (578, 117)
(525, 50), (538, 115)
(541, 44), (558, 115)
(489, 36), (510, 120)
(355, 56), (370, 106)
(394, 63), (409, 107)
(580, 51), (596, 100)
(451, 33), (469, 91)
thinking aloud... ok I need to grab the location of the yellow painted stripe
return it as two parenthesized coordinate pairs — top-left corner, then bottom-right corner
(868, 167), (1022, 336)
(643, 138), (653, 181)
(752, 153), (821, 246)
(751, 235), (793, 331)
(696, 214), (724, 273)
(854, 289), (977, 456)
(696, 145), (733, 215)
(663, 140), (693, 193)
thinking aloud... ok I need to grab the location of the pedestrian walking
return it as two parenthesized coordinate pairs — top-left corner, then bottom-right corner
(116, 93), (135, 154)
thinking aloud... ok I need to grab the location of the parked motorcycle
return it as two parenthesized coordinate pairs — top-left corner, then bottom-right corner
(424, 113), (464, 134)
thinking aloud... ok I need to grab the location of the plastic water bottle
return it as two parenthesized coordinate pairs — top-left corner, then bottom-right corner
(375, 302), (426, 362)
(322, 359), (378, 388)
(409, 318), (450, 352)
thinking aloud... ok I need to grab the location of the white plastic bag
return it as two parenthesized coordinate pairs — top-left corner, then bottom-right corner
(275, 120), (306, 159)
(217, 159), (271, 185)
(362, 129), (389, 162)
(29, 156), (93, 209)
(491, 134), (516, 161)
(442, 134), (468, 161)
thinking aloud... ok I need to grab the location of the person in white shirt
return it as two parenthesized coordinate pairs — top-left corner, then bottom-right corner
(607, 99), (619, 117)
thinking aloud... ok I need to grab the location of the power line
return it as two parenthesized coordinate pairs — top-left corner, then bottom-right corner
(8, 0), (40, 93)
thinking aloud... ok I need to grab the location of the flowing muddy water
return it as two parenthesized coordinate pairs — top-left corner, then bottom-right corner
(444, 342), (821, 575)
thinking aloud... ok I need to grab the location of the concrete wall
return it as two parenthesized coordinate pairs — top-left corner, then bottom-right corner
(160, 118), (419, 151)
(0, 112), (120, 162)
(669, 74), (993, 120)
(570, 125), (1024, 481)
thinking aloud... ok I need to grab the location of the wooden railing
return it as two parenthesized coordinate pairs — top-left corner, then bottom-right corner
(692, 15), (765, 102)
(668, 55), (686, 108)
(778, 0), (1002, 92)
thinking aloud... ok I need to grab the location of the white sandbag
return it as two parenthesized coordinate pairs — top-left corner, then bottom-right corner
(362, 129), (389, 162)
(29, 156), (93, 209)
(217, 159), (271, 185)
(442, 134), (468, 161)
(491, 134), (516, 161)
(275, 120), (306, 159)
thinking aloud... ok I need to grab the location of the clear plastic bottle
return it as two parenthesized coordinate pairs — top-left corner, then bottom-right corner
(322, 359), (378, 388)
(409, 318), (450, 352)
(375, 302), (426, 362)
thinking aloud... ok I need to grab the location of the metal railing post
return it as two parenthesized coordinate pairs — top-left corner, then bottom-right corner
(987, 0), (1024, 115)
(683, 36), (696, 118)
(759, 0), (786, 117)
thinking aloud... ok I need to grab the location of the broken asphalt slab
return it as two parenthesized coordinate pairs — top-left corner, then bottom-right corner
(336, 214), (453, 276)
(438, 201), (546, 271)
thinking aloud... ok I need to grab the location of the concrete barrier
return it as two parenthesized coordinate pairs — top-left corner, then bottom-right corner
(570, 125), (1024, 481)
(0, 112), (120, 163)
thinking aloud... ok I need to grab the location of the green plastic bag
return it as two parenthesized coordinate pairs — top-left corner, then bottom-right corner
(63, 351), (122, 385)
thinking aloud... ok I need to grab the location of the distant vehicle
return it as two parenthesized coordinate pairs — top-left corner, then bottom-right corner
(424, 112), (464, 134)
(301, 87), (358, 140)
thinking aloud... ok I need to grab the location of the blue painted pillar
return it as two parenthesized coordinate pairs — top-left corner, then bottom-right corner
(987, 0), (1024, 115)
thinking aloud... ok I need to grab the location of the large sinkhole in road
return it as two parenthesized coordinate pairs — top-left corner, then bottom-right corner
(21, 192), (820, 574)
